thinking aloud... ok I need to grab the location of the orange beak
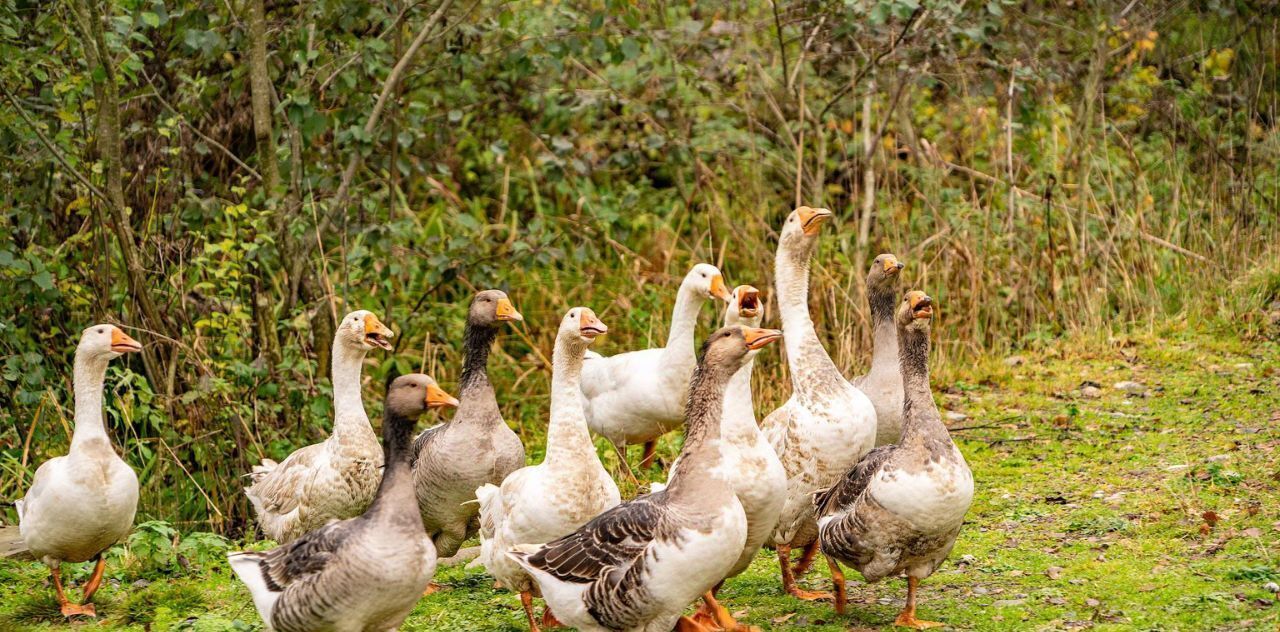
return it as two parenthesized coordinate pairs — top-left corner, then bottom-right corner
(883, 255), (904, 274)
(363, 314), (394, 350)
(741, 327), (783, 350)
(735, 285), (761, 318)
(708, 274), (731, 301)
(797, 206), (833, 235)
(579, 309), (608, 338)
(110, 328), (142, 354)
(495, 297), (523, 322)
(425, 383), (460, 409)
(907, 291), (933, 319)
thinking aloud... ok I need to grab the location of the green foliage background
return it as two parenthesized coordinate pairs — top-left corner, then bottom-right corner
(1, 0), (1277, 535)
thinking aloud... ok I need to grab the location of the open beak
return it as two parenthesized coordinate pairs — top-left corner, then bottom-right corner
(708, 274), (731, 302)
(495, 297), (523, 322)
(797, 206), (833, 236)
(883, 255), (904, 274)
(110, 328), (142, 354)
(579, 309), (608, 339)
(742, 327), (783, 350)
(908, 292), (934, 319)
(735, 285), (761, 318)
(425, 383), (460, 409)
(363, 314), (395, 350)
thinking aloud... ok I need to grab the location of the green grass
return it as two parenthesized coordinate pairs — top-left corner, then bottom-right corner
(2, 323), (1278, 631)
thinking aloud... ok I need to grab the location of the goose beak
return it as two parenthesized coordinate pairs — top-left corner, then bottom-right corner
(708, 274), (731, 302)
(883, 255), (904, 274)
(742, 327), (783, 350)
(797, 206), (833, 235)
(495, 297), (523, 322)
(908, 292), (933, 319)
(110, 328), (142, 354)
(735, 285), (761, 318)
(579, 309), (608, 339)
(425, 383), (460, 409)
(363, 314), (395, 350)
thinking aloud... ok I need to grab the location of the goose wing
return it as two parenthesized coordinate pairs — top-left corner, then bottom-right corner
(813, 445), (896, 518)
(254, 519), (357, 590)
(521, 494), (665, 584)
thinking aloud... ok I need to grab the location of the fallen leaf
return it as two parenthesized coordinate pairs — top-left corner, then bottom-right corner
(771, 613), (796, 625)
(1046, 566), (1064, 580)
(1202, 510), (1220, 529)
(1244, 527), (1263, 537)
(1086, 598), (1101, 607)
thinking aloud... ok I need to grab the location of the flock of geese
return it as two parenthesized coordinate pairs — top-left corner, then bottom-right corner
(14, 207), (974, 631)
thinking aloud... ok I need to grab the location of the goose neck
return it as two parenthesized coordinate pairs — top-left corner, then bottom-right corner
(775, 241), (842, 392)
(545, 336), (594, 463)
(69, 350), (111, 452)
(330, 340), (372, 437)
(663, 285), (702, 363)
(897, 326), (948, 447)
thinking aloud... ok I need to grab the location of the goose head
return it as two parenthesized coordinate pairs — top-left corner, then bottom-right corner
(559, 307), (607, 347)
(724, 285), (762, 328)
(386, 373), (458, 419)
(778, 206), (834, 260)
(79, 324), (142, 360)
(896, 291), (935, 333)
(867, 254), (905, 289)
(469, 290), (523, 327)
(338, 310), (394, 351)
(682, 263), (731, 302)
(699, 325), (782, 379)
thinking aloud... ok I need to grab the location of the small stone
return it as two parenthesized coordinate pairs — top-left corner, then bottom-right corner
(960, 554), (977, 564)
(1235, 362), (1254, 370)
(946, 411), (968, 423)
(1004, 355), (1026, 367)
(1207, 454), (1231, 463)
(1264, 582), (1279, 593)
(974, 586), (990, 595)
(132, 579), (151, 588)
(1046, 566), (1064, 580)
(1113, 380), (1146, 395)
(1164, 464), (1190, 472)
(1081, 385), (1103, 399)
(1086, 598), (1101, 607)
(992, 599), (1026, 607)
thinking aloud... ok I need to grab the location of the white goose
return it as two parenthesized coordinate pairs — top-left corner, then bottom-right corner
(511, 326), (782, 632)
(581, 263), (730, 472)
(476, 307), (620, 631)
(18, 324), (143, 617)
(761, 207), (877, 600)
(245, 310), (396, 543)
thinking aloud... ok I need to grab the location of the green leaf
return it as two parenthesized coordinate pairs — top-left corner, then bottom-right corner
(141, 11), (160, 27)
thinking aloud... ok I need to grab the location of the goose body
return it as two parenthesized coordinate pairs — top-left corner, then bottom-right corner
(229, 374), (454, 632)
(18, 324), (143, 617)
(512, 326), (781, 632)
(816, 292), (973, 628)
(760, 207), (878, 598)
(851, 254), (908, 446)
(581, 264), (730, 464)
(245, 310), (394, 544)
(476, 307), (620, 629)
(413, 290), (525, 557)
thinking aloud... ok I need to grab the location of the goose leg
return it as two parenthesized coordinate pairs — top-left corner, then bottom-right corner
(80, 556), (106, 608)
(778, 545), (832, 602)
(893, 577), (942, 629)
(675, 616), (713, 632)
(693, 588), (760, 631)
(520, 590), (542, 632)
(790, 540), (821, 576)
(827, 556), (847, 615)
(51, 564), (94, 618)
(638, 440), (658, 469)
(540, 606), (562, 629)
(422, 582), (443, 596)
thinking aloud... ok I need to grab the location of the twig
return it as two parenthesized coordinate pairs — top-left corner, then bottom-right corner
(1, 84), (111, 204)
(141, 71), (263, 181)
(817, 6), (924, 121)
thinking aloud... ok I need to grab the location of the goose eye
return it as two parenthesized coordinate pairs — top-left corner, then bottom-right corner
(97, 328), (104, 334)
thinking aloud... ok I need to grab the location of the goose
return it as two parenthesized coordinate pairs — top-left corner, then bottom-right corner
(761, 206), (877, 601)
(229, 373), (456, 632)
(17, 324), (142, 617)
(475, 307), (620, 631)
(510, 325), (782, 632)
(413, 289), (526, 558)
(245, 310), (395, 543)
(581, 263), (731, 473)
(815, 292), (973, 628)
(851, 254), (907, 446)
(656, 286), (787, 631)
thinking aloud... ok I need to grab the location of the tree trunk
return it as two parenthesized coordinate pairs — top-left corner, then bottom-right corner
(246, 0), (282, 366)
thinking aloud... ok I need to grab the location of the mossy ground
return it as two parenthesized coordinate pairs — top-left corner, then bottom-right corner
(2, 324), (1278, 631)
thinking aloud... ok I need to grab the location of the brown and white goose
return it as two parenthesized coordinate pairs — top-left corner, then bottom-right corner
(475, 307), (620, 631)
(18, 324), (142, 617)
(815, 292), (973, 628)
(851, 254), (907, 445)
(412, 289), (526, 558)
(229, 374), (456, 632)
(510, 325), (782, 632)
(245, 310), (395, 543)
(761, 207), (878, 600)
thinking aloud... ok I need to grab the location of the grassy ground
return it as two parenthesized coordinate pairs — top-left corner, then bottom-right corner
(2, 322), (1278, 631)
